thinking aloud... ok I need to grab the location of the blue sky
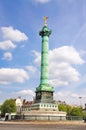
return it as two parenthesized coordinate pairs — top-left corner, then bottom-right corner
(0, 0), (86, 106)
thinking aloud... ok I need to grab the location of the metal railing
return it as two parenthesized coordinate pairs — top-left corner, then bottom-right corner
(9, 115), (84, 121)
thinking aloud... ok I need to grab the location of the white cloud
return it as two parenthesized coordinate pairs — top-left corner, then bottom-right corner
(2, 52), (13, 61)
(16, 89), (34, 97)
(1, 26), (28, 42)
(49, 62), (80, 87)
(0, 68), (29, 85)
(34, 0), (50, 4)
(26, 65), (37, 73)
(33, 46), (84, 87)
(54, 91), (76, 105)
(32, 50), (41, 66)
(0, 40), (16, 50)
(49, 46), (84, 64)
(54, 91), (86, 107)
(71, 93), (79, 98)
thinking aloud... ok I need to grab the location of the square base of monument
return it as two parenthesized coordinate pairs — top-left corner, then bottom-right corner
(29, 103), (58, 111)
(22, 103), (66, 121)
(35, 91), (54, 103)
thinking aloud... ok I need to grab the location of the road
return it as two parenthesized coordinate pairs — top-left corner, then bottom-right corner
(0, 124), (86, 130)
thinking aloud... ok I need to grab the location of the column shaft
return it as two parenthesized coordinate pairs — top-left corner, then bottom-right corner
(40, 36), (49, 84)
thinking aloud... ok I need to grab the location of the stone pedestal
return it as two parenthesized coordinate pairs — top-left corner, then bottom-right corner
(22, 103), (66, 121)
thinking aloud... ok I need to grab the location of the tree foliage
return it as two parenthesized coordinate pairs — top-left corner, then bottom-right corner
(58, 104), (67, 112)
(71, 107), (84, 116)
(1, 99), (16, 116)
(58, 103), (83, 116)
(58, 104), (72, 116)
(83, 109), (86, 117)
(0, 105), (1, 110)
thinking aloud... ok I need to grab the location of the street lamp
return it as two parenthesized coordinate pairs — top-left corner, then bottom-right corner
(79, 97), (82, 108)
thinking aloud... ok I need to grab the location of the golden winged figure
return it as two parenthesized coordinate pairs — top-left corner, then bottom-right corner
(43, 16), (48, 26)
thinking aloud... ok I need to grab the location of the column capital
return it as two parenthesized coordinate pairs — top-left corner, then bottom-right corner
(39, 26), (52, 37)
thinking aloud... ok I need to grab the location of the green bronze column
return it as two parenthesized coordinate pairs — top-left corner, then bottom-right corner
(36, 17), (54, 103)
(40, 24), (51, 84)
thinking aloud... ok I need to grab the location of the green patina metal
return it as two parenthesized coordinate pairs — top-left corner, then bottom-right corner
(36, 25), (54, 92)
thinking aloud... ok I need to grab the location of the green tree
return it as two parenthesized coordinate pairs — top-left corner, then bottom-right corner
(70, 107), (84, 117)
(1, 99), (16, 116)
(83, 109), (86, 117)
(66, 105), (72, 116)
(58, 104), (72, 116)
(0, 105), (1, 110)
(0, 105), (1, 116)
(58, 104), (67, 112)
